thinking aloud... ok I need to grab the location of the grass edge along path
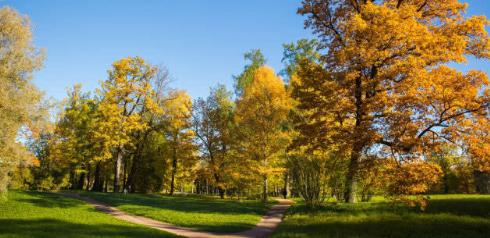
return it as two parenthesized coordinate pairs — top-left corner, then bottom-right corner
(59, 192), (293, 238)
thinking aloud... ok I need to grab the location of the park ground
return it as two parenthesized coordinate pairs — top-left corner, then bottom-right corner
(1, 191), (489, 238)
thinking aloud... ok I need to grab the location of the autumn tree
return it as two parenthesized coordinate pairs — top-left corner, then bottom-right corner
(121, 66), (171, 192)
(0, 7), (44, 196)
(50, 85), (100, 190)
(97, 57), (162, 192)
(193, 85), (235, 198)
(297, 0), (490, 202)
(161, 90), (195, 195)
(235, 66), (291, 202)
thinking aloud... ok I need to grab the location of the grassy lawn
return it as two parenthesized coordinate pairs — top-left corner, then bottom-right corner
(271, 194), (490, 238)
(0, 190), (178, 238)
(79, 191), (271, 233)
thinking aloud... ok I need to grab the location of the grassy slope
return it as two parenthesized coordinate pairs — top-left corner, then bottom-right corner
(272, 194), (490, 238)
(0, 191), (178, 238)
(80, 192), (270, 233)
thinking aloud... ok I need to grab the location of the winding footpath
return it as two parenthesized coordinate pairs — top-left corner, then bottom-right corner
(59, 192), (292, 238)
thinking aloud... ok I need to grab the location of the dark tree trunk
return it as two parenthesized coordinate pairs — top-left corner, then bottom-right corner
(69, 169), (77, 189)
(86, 165), (92, 191)
(213, 173), (225, 199)
(125, 136), (147, 193)
(104, 176), (108, 193)
(218, 187), (225, 199)
(92, 162), (103, 192)
(122, 157), (128, 190)
(169, 145), (177, 196)
(77, 172), (85, 190)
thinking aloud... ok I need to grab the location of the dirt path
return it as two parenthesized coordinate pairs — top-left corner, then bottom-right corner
(59, 192), (292, 238)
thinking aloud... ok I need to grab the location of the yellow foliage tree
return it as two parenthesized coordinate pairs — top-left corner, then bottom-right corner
(235, 66), (291, 202)
(96, 56), (161, 192)
(161, 90), (196, 195)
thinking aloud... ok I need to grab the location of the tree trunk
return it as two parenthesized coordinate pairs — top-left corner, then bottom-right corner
(345, 77), (363, 203)
(114, 149), (122, 193)
(69, 169), (77, 189)
(169, 145), (177, 196)
(92, 162), (103, 192)
(86, 165), (92, 191)
(214, 173), (225, 199)
(125, 140), (145, 192)
(218, 187), (225, 199)
(122, 157), (128, 190)
(77, 172), (85, 190)
(262, 175), (268, 202)
(345, 146), (361, 203)
(283, 171), (289, 199)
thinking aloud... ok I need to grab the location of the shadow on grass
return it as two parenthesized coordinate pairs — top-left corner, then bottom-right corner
(273, 215), (490, 238)
(426, 197), (490, 218)
(0, 218), (175, 238)
(15, 192), (83, 208)
(289, 196), (490, 218)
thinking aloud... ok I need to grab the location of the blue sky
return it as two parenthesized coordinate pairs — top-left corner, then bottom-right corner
(2, 0), (489, 100)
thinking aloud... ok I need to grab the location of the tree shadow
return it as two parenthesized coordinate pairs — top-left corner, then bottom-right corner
(426, 197), (490, 218)
(0, 218), (176, 238)
(15, 192), (83, 208)
(273, 215), (490, 238)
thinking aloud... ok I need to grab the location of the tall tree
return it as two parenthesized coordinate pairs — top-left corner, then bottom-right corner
(0, 7), (44, 195)
(193, 85), (235, 198)
(161, 90), (195, 195)
(52, 85), (100, 190)
(97, 56), (161, 192)
(297, 0), (490, 202)
(122, 66), (171, 192)
(235, 66), (291, 202)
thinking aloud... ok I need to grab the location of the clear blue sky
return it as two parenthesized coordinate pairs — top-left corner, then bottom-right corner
(2, 0), (489, 100)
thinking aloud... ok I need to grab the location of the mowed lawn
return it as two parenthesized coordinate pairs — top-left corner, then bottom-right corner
(0, 190), (178, 238)
(272, 194), (490, 238)
(79, 191), (271, 233)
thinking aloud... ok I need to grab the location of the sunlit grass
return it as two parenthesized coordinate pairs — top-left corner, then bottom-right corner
(272, 194), (490, 238)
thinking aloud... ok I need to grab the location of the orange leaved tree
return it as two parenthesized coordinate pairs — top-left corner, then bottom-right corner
(297, 0), (490, 202)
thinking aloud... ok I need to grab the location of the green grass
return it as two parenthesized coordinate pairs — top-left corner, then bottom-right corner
(272, 194), (490, 238)
(78, 191), (271, 233)
(0, 190), (178, 238)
